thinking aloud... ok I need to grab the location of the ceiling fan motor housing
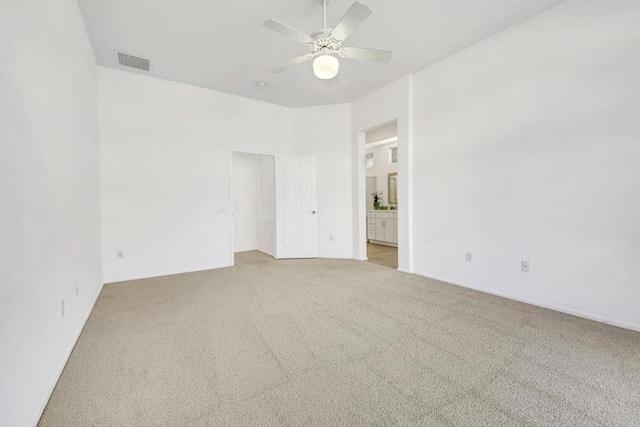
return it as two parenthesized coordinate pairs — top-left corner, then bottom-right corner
(310, 28), (341, 55)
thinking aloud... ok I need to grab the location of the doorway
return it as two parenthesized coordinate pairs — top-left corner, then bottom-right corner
(230, 153), (319, 265)
(364, 123), (398, 269)
(231, 152), (276, 261)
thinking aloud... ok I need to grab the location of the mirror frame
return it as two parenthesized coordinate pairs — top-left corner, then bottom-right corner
(387, 172), (398, 205)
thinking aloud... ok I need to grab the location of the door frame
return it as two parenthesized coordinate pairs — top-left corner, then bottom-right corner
(355, 116), (412, 273)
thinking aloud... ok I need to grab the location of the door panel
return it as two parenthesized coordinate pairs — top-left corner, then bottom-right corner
(282, 177), (294, 208)
(300, 177), (312, 207)
(283, 217), (295, 248)
(275, 156), (318, 258)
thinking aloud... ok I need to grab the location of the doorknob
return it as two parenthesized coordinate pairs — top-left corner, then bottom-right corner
(309, 210), (316, 214)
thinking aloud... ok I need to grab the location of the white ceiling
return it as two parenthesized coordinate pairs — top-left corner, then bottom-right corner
(77, 0), (565, 108)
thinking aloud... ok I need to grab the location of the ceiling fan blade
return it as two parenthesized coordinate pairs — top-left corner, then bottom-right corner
(329, 2), (372, 42)
(263, 19), (313, 44)
(271, 54), (314, 73)
(340, 46), (392, 63)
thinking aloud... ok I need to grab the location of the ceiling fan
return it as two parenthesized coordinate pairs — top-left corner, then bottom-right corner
(264, 0), (392, 80)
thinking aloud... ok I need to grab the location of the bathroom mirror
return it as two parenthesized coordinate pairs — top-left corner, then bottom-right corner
(388, 173), (397, 205)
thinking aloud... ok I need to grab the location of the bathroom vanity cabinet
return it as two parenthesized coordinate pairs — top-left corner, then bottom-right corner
(367, 210), (398, 247)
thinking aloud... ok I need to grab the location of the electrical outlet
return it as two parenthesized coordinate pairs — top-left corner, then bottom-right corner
(465, 252), (472, 262)
(217, 207), (227, 214)
(61, 299), (65, 318)
(117, 250), (124, 259)
(329, 235), (334, 241)
(521, 260), (529, 272)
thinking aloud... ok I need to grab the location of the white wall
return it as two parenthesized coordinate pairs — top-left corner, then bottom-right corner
(410, 0), (640, 330)
(366, 142), (398, 205)
(366, 123), (398, 144)
(293, 104), (353, 259)
(0, 1), (103, 425)
(99, 67), (293, 283)
(257, 156), (276, 256)
(232, 153), (259, 252)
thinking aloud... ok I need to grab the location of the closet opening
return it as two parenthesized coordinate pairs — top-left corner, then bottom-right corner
(230, 152), (276, 265)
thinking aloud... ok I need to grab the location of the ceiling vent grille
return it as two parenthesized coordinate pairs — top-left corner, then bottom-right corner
(115, 51), (151, 72)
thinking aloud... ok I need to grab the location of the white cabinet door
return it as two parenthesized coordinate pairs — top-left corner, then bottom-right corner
(373, 214), (395, 243)
(384, 219), (394, 243)
(393, 213), (398, 243)
(367, 214), (376, 240)
(275, 156), (318, 259)
(375, 218), (385, 240)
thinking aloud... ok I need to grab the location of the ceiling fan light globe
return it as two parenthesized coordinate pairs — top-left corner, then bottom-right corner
(313, 55), (339, 79)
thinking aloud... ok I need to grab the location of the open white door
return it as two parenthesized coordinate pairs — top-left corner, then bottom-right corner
(275, 156), (318, 259)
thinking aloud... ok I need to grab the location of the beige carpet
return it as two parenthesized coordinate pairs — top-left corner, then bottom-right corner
(40, 251), (640, 426)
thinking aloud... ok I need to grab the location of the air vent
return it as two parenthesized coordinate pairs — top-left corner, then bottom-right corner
(115, 51), (151, 72)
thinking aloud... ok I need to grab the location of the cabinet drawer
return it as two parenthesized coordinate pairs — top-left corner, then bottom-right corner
(376, 212), (394, 219)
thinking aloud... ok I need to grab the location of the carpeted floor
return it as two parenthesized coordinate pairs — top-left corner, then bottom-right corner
(40, 251), (640, 426)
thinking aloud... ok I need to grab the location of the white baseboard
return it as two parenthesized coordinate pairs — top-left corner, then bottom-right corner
(32, 282), (105, 427)
(412, 270), (640, 333)
(105, 264), (228, 284)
